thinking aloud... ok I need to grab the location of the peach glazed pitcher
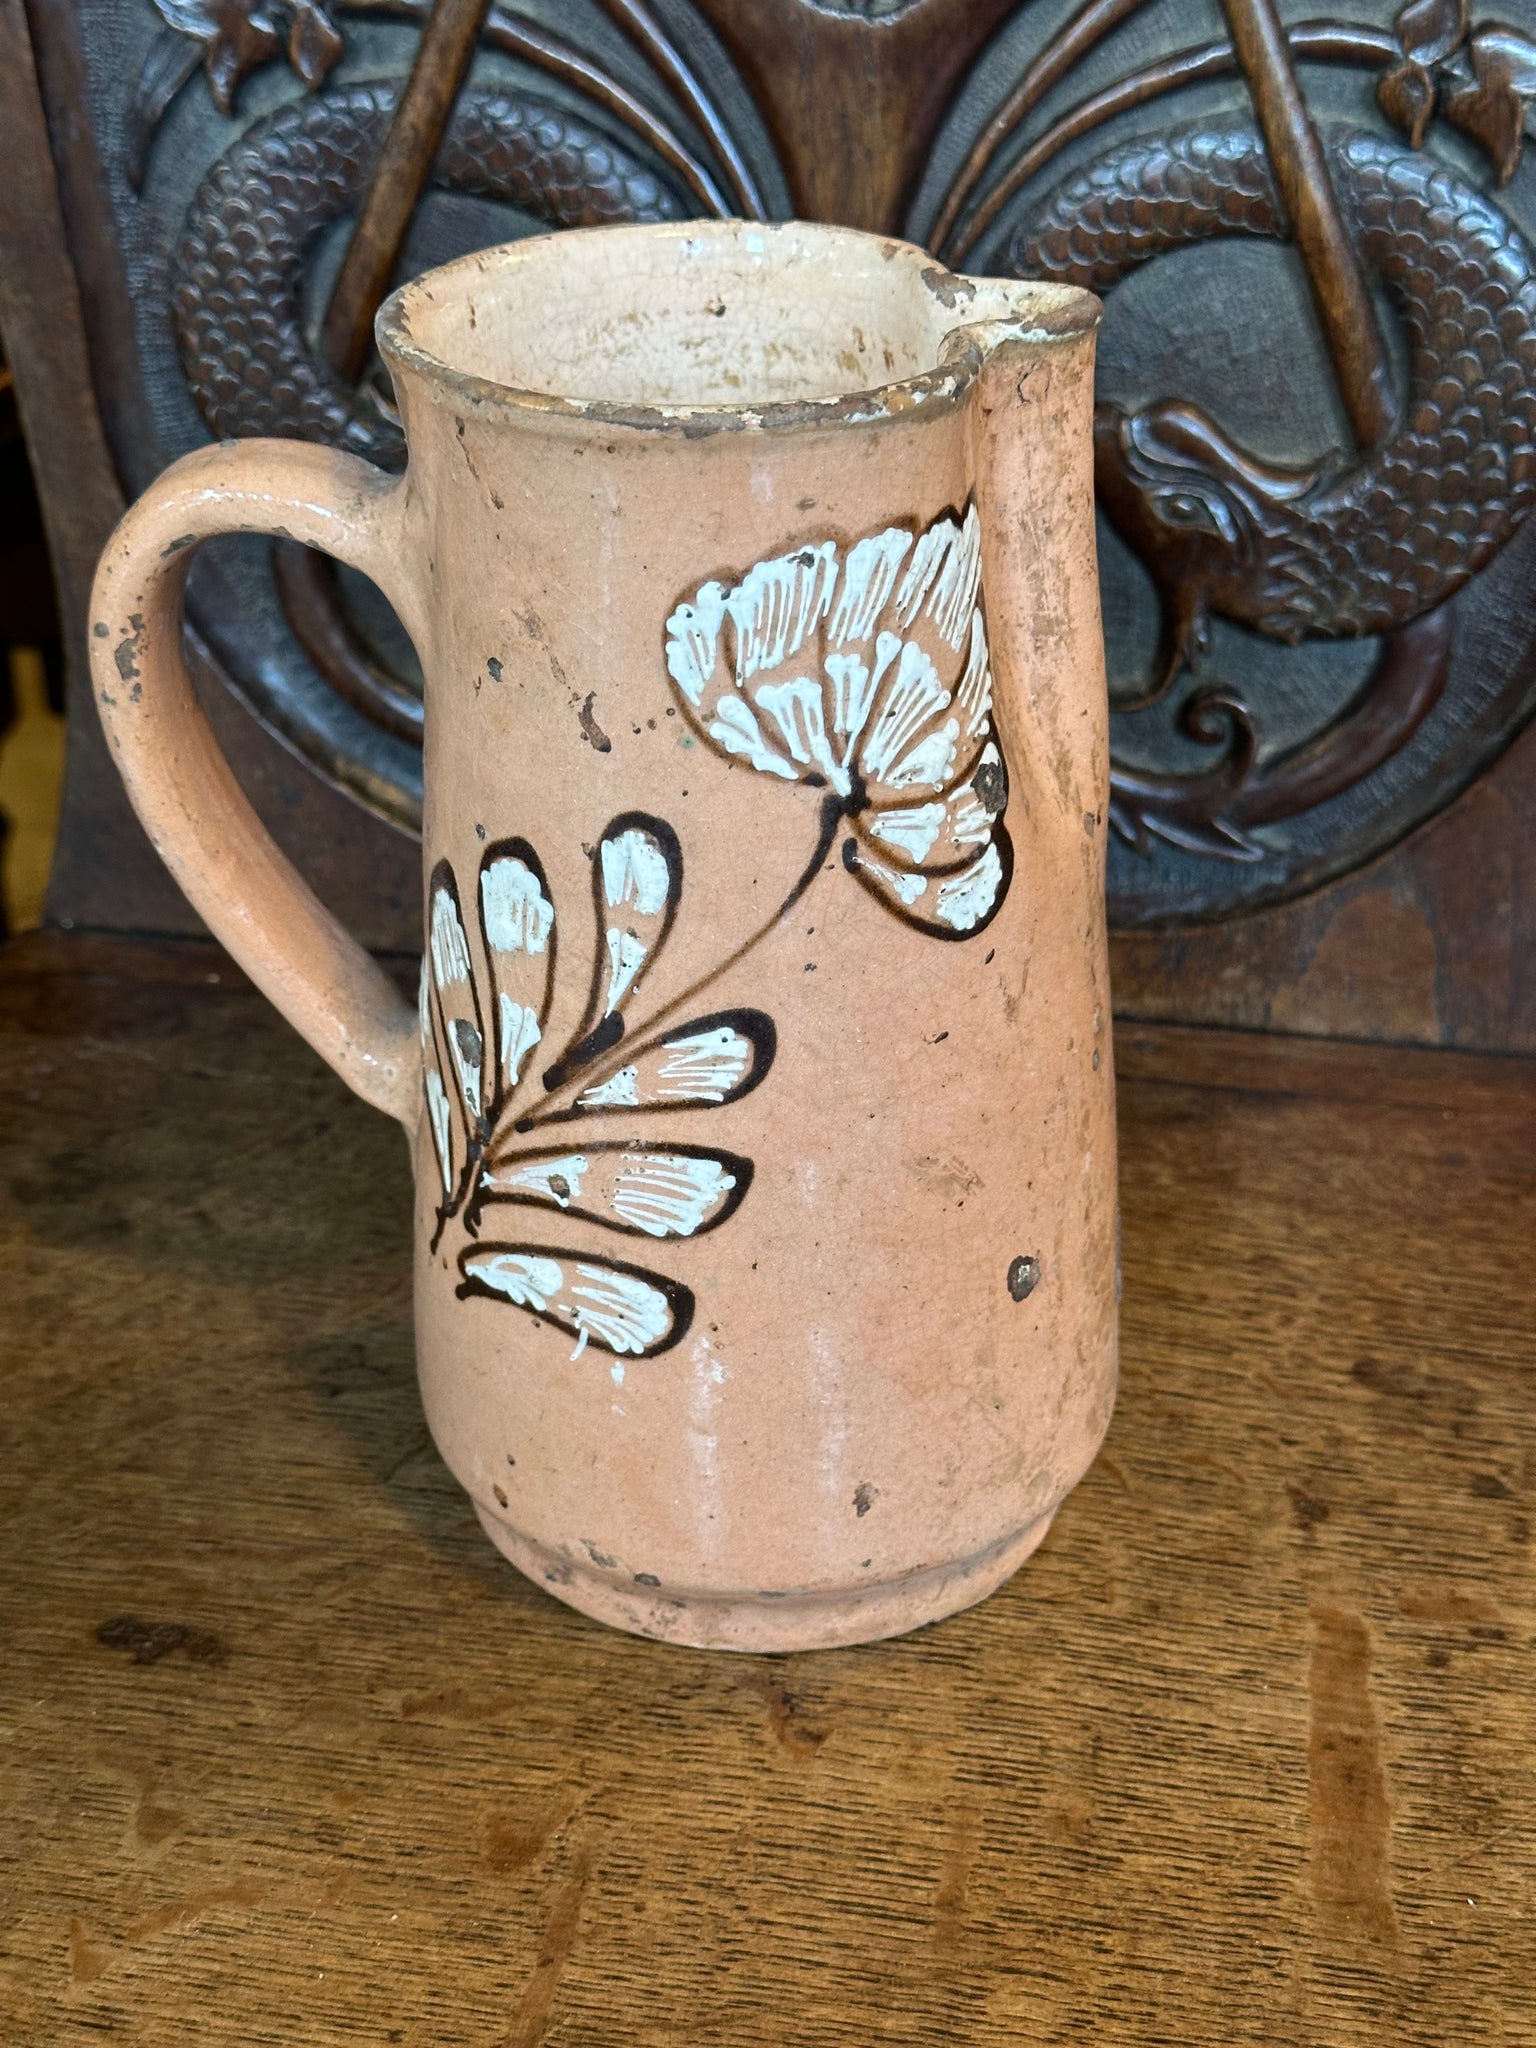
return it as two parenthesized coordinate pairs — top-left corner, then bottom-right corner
(89, 222), (1118, 1651)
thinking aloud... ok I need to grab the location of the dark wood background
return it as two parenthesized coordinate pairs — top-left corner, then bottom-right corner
(3, 0), (1533, 1048)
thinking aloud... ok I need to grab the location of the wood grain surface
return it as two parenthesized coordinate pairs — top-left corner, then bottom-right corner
(1, 934), (1531, 2045)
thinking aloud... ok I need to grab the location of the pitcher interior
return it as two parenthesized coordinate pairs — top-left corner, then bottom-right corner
(382, 221), (1042, 412)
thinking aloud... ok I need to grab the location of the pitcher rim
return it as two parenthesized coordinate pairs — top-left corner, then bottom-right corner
(375, 219), (1100, 439)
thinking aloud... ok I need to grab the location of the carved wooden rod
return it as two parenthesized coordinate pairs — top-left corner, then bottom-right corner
(943, 23), (1396, 267)
(931, 0), (1147, 257)
(320, 0), (494, 381)
(346, 0), (736, 215)
(1219, 0), (1395, 447)
(593, 0), (767, 218)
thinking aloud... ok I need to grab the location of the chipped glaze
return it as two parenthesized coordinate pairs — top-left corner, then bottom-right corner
(88, 220), (1117, 1650)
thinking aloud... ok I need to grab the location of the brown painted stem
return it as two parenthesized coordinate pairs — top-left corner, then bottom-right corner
(321, 0), (493, 383)
(515, 794), (843, 1134)
(1218, 0), (1395, 449)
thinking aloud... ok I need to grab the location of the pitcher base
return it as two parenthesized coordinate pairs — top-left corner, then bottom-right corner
(471, 1503), (1057, 1651)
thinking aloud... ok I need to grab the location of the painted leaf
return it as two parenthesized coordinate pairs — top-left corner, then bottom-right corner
(843, 825), (1014, 939)
(544, 814), (682, 1088)
(558, 1009), (775, 1122)
(457, 1244), (694, 1357)
(477, 838), (555, 1105)
(427, 860), (489, 1142)
(420, 957), (454, 1198)
(594, 816), (680, 1018)
(480, 1141), (752, 1238)
(862, 739), (1008, 873)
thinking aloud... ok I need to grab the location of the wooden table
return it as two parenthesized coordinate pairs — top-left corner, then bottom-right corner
(2, 933), (1531, 2045)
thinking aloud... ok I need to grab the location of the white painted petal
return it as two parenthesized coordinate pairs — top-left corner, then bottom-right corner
(604, 927), (649, 1012)
(849, 806), (1010, 937)
(584, 818), (681, 1026)
(892, 518), (953, 633)
(664, 581), (726, 705)
(459, 1244), (690, 1358)
(417, 955), (432, 1047)
(478, 846), (555, 1103)
(946, 740), (1008, 847)
(447, 1017), (485, 1119)
(480, 855), (553, 957)
(860, 640), (951, 785)
(937, 505), (985, 649)
(496, 995), (541, 1087)
(724, 543), (838, 685)
(708, 693), (797, 778)
(824, 652), (872, 748)
(945, 786), (995, 848)
(868, 801), (946, 862)
(559, 1012), (772, 1120)
(752, 676), (850, 794)
(609, 1153), (738, 1238)
(936, 842), (1006, 932)
(655, 1026), (753, 1101)
(481, 1142), (748, 1239)
(567, 1263), (676, 1356)
(893, 504), (982, 649)
(870, 631), (902, 692)
(580, 1066), (639, 1109)
(428, 866), (486, 1125)
(463, 1249), (564, 1311)
(846, 839), (930, 906)
(956, 609), (993, 738)
(497, 1153), (589, 1207)
(429, 884), (473, 988)
(886, 716), (960, 792)
(893, 870), (930, 907)
(856, 849), (928, 906)
(425, 1067), (453, 1196)
(864, 738), (1007, 875)
(601, 828), (672, 917)
(828, 527), (912, 645)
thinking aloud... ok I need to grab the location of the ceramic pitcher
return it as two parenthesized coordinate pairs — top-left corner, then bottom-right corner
(90, 222), (1117, 1651)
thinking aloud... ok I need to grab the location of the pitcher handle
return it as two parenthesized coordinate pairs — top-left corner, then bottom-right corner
(89, 439), (426, 1128)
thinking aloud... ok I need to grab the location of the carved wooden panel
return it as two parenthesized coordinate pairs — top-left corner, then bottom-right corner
(11, 0), (1536, 1009)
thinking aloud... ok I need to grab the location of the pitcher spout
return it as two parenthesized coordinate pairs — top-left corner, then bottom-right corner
(942, 263), (1108, 832)
(930, 270), (1101, 372)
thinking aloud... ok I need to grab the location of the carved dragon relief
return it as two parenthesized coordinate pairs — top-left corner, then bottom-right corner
(1017, 119), (1536, 856)
(173, 81), (688, 463)
(128, 0), (1536, 905)
(1031, 130), (1536, 657)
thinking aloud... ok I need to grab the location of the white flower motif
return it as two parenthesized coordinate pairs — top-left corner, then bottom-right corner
(665, 503), (1013, 938)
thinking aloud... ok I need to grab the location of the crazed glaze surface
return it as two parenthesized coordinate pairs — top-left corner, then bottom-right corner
(89, 221), (1116, 1650)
